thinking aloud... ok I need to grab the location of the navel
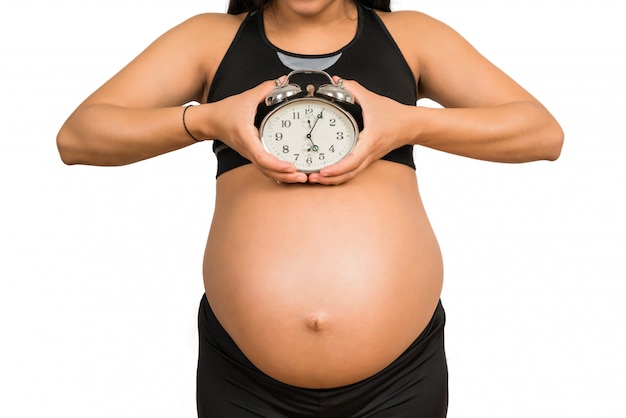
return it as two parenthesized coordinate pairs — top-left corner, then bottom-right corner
(304, 312), (328, 332)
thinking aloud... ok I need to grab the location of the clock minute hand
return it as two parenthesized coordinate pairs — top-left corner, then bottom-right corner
(306, 110), (324, 152)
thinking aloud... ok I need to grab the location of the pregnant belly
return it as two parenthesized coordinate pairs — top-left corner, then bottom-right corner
(203, 163), (443, 388)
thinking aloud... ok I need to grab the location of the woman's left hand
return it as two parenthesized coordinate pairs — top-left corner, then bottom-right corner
(307, 78), (415, 185)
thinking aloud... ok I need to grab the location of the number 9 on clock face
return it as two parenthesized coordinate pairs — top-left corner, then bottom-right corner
(259, 97), (358, 172)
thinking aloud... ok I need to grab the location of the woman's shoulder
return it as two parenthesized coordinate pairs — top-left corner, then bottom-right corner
(142, 12), (247, 52)
(178, 12), (247, 37)
(376, 9), (454, 38)
(376, 9), (472, 58)
(152, 12), (247, 65)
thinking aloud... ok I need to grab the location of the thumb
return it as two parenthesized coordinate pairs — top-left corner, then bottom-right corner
(337, 78), (363, 91)
(334, 78), (368, 105)
(251, 77), (284, 103)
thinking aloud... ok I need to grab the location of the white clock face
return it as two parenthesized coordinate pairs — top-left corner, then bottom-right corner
(260, 98), (358, 172)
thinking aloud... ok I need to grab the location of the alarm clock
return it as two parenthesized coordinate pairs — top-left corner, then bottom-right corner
(257, 69), (361, 173)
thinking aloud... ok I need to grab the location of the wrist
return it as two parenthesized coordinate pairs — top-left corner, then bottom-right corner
(410, 105), (438, 146)
(182, 104), (209, 142)
(398, 104), (429, 146)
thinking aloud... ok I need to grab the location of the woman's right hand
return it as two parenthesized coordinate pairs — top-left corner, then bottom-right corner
(200, 80), (309, 184)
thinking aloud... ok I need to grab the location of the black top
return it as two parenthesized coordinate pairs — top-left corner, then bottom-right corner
(208, 4), (417, 177)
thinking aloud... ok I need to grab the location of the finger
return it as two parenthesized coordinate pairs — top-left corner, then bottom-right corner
(249, 78), (285, 104)
(253, 145), (297, 173)
(258, 164), (308, 184)
(335, 78), (369, 106)
(308, 169), (357, 186)
(274, 172), (309, 184)
(317, 129), (373, 178)
(318, 152), (363, 179)
(254, 148), (310, 183)
(308, 157), (365, 186)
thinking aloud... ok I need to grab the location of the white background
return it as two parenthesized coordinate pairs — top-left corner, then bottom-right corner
(1, 0), (624, 417)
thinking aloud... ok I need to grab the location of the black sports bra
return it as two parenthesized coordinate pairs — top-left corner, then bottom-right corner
(208, 4), (418, 177)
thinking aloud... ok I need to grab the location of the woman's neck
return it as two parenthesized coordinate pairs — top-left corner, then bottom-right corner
(263, 0), (358, 54)
(265, 0), (357, 30)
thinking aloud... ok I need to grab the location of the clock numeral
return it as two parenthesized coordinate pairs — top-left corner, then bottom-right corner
(304, 108), (314, 115)
(329, 145), (335, 153)
(294, 153), (300, 161)
(281, 120), (291, 128)
(329, 118), (336, 126)
(275, 132), (283, 141)
(282, 145), (290, 153)
(336, 131), (344, 140)
(306, 157), (313, 165)
(292, 111), (300, 120)
(319, 153), (325, 160)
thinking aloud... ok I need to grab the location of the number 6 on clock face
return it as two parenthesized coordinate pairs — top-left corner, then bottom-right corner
(259, 97), (358, 172)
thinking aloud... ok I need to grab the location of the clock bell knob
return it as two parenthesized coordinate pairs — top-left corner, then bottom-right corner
(266, 80), (302, 106)
(317, 78), (355, 104)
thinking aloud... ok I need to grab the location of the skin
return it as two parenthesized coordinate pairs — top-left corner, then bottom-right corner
(56, 1), (563, 178)
(57, 0), (563, 388)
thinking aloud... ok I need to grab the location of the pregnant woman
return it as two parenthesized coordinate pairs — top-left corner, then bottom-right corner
(57, 0), (563, 416)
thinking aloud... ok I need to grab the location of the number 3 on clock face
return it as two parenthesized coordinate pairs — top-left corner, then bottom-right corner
(259, 97), (358, 172)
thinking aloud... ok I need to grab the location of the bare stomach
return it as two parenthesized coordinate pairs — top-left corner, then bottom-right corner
(203, 161), (443, 388)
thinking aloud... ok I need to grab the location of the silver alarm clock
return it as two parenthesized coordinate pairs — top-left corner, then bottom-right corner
(259, 69), (360, 172)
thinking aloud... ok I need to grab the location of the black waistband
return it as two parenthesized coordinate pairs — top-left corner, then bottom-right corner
(197, 293), (445, 391)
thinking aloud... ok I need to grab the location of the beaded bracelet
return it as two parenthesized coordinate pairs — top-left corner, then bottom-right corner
(182, 105), (202, 142)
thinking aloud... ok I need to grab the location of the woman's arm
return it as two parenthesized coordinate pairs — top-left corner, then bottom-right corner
(58, 104), (201, 166)
(57, 11), (305, 182)
(309, 11), (563, 184)
(57, 14), (218, 165)
(56, 14), (282, 169)
(409, 12), (563, 161)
